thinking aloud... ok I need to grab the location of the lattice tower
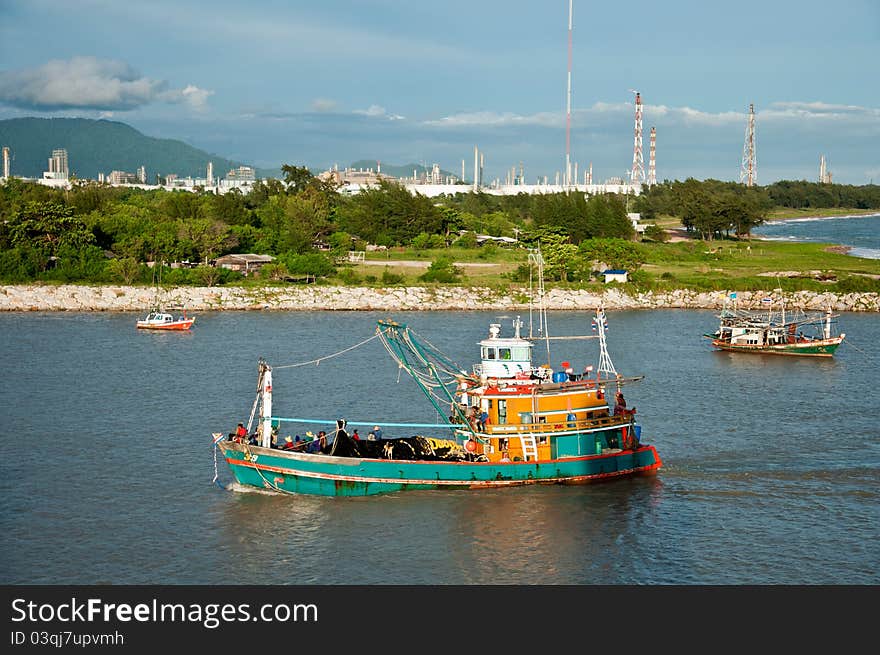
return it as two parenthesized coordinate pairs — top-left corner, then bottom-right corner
(647, 127), (656, 186)
(630, 91), (645, 185)
(739, 103), (757, 186)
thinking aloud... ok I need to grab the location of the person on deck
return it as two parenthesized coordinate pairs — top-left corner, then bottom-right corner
(352, 429), (360, 441)
(234, 423), (247, 442)
(372, 426), (383, 441)
(614, 392), (627, 415)
(614, 391), (635, 416)
(478, 410), (489, 432)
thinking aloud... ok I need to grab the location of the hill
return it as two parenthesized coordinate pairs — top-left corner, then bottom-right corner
(0, 117), (275, 181)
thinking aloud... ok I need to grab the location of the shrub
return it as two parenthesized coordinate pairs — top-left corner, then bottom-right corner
(381, 267), (405, 285)
(419, 257), (462, 283)
(453, 232), (478, 248)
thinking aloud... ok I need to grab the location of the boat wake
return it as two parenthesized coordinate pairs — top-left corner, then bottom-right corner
(228, 482), (283, 496)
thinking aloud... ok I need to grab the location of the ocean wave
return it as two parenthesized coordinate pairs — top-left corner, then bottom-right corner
(849, 247), (880, 260)
(772, 213), (880, 225)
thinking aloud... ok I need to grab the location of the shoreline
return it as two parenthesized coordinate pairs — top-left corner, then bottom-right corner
(2, 284), (878, 312)
(763, 209), (880, 223)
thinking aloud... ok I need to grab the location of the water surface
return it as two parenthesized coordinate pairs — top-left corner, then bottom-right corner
(1, 309), (877, 585)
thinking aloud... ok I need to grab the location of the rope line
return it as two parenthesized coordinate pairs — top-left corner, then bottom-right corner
(840, 338), (876, 361)
(272, 331), (385, 369)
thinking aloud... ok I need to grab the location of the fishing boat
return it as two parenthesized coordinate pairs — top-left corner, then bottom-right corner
(136, 263), (194, 330)
(136, 309), (195, 331)
(704, 292), (844, 357)
(212, 252), (662, 497)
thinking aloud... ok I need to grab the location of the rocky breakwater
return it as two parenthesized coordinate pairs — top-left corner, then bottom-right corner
(0, 284), (877, 312)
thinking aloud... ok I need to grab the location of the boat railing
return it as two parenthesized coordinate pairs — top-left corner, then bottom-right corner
(455, 413), (632, 438)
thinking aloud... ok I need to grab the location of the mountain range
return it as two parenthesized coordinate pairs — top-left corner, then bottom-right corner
(0, 117), (275, 181)
(0, 117), (454, 185)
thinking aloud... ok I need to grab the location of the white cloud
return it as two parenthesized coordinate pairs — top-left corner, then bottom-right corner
(763, 101), (880, 122)
(311, 98), (337, 112)
(423, 110), (562, 128)
(176, 84), (213, 111)
(0, 57), (212, 112)
(424, 100), (880, 130)
(354, 105), (404, 120)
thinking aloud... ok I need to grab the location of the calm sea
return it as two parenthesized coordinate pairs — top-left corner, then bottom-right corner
(752, 212), (880, 259)
(1, 308), (878, 585)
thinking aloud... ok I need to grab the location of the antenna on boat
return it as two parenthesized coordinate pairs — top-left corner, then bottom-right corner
(527, 248), (551, 365)
(595, 308), (618, 382)
(774, 284), (785, 326)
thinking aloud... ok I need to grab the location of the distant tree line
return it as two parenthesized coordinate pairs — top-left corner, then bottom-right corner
(0, 165), (638, 284)
(635, 178), (880, 240)
(3, 171), (875, 285)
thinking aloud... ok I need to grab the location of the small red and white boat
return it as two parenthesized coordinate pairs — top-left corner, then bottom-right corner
(136, 310), (194, 331)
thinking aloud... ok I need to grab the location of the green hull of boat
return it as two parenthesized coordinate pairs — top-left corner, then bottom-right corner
(217, 442), (662, 497)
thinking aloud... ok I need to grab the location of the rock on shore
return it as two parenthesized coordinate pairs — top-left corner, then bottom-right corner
(1, 284), (877, 312)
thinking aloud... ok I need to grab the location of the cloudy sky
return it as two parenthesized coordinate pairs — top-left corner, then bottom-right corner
(1, 0), (878, 184)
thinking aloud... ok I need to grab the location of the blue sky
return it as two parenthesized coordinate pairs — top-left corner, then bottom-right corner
(1, 0), (878, 184)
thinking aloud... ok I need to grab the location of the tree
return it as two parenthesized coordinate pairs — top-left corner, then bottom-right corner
(193, 265), (223, 287)
(578, 238), (646, 272)
(177, 218), (231, 263)
(539, 233), (579, 281)
(281, 165), (315, 194)
(641, 224), (668, 242)
(8, 201), (95, 257)
(419, 256), (462, 283)
(107, 257), (143, 284)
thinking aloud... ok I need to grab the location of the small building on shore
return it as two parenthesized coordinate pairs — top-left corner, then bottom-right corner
(214, 254), (275, 276)
(603, 269), (629, 283)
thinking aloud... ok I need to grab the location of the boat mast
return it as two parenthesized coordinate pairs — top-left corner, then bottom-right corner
(776, 285), (785, 325)
(595, 308), (617, 382)
(528, 248), (551, 366)
(259, 360), (273, 448)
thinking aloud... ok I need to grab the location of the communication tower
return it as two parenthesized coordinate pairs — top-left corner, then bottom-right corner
(564, 0), (574, 187)
(819, 154), (832, 184)
(739, 103), (757, 187)
(647, 127), (656, 186)
(629, 91), (645, 185)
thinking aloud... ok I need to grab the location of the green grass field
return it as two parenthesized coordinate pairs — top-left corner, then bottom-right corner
(323, 234), (880, 294)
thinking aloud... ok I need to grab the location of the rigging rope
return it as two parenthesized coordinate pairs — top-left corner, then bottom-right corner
(211, 432), (227, 490)
(840, 338), (876, 361)
(272, 331), (385, 369)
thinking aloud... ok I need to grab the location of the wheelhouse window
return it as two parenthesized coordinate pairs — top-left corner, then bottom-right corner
(511, 347), (530, 360)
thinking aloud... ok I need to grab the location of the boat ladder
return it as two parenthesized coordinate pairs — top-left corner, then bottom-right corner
(519, 434), (539, 462)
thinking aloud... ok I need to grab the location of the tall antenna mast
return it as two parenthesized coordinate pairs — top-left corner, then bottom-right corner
(527, 248), (551, 365)
(740, 103), (757, 186)
(594, 308), (617, 380)
(647, 126), (656, 186)
(565, 0), (573, 187)
(629, 90), (645, 185)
